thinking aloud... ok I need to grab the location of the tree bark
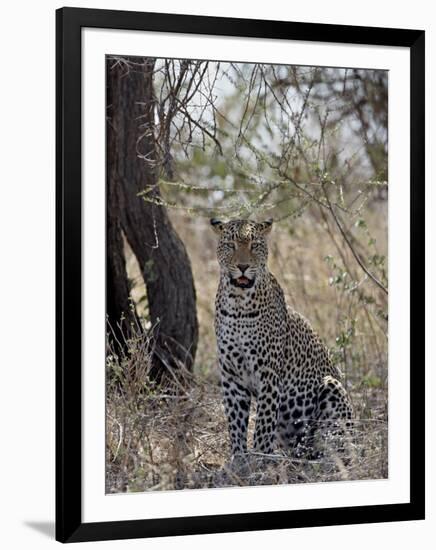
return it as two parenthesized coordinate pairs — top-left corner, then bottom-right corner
(106, 172), (134, 348)
(106, 56), (199, 378)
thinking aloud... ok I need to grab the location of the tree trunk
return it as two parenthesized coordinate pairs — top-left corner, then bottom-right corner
(106, 56), (199, 378)
(106, 173), (134, 348)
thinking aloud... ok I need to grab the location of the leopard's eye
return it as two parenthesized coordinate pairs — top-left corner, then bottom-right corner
(251, 241), (261, 250)
(222, 241), (235, 250)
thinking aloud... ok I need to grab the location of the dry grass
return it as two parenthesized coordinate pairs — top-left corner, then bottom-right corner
(106, 338), (387, 493)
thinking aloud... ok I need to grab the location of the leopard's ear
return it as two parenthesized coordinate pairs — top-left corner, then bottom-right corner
(210, 218), (224, 234)
(259, 218), (273, 235)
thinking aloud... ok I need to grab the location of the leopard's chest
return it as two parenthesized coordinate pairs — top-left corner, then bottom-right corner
(216, 293), (274, 393)
(216, 304), (265, 348)
(216, 291), (266, 337)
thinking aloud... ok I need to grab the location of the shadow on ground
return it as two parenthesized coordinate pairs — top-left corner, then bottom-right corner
(24, 521), (54, 539)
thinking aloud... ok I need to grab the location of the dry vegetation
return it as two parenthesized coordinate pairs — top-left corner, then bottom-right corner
(106, 204), (388, 493)
(106, 60), (388, 493)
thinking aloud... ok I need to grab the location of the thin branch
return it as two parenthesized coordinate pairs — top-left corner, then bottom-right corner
(322, 183), (388, 295)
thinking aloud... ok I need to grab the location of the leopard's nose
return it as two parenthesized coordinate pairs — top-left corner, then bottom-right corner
(237, 264), (249, 273)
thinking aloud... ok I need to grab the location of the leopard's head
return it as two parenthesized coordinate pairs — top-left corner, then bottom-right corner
(210, 218), (273, 289)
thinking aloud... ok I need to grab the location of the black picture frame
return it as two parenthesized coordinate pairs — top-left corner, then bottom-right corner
(56, 6), (425, 543)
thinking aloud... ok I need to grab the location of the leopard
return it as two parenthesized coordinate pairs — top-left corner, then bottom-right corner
(211, 217), (353, 459)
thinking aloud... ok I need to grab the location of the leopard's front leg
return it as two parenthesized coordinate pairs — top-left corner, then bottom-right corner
(221, 366), (251, 457)
(253, 370), (280, 454)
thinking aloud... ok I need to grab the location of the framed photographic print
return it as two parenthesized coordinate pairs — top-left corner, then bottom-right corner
(56, 7), (425, 543)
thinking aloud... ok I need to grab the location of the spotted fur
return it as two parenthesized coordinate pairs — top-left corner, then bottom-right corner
(211, 218), (353, 457)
